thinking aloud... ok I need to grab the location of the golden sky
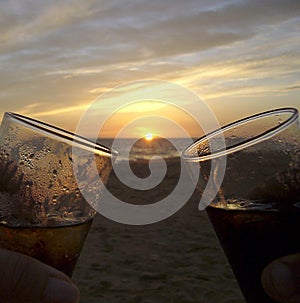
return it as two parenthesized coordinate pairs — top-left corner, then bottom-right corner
(0, 0), (299, 138)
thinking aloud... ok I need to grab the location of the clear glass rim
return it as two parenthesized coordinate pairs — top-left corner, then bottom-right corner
(5, 112), (118, 157)
(182, 107), (299, 162)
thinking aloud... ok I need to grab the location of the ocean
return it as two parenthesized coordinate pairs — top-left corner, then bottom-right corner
(97, 137), (193, 162)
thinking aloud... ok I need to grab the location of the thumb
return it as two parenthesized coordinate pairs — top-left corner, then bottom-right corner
(262, 253), (300, 303)
(0, 248), (80, 303)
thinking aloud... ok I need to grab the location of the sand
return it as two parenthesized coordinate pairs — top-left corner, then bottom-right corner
(72, 158), (245, 303)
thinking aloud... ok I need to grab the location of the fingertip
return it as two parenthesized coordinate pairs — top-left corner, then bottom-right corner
(262, 258), (298, 303)
(42, 277), (80, 303)
(0, 249), (80, 303)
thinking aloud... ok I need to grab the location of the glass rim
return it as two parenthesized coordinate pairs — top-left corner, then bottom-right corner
(182, 107), (299, 162)
(5, 112), (118, 157)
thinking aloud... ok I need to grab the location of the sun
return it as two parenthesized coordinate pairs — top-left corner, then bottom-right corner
(144, 133), (154, 141)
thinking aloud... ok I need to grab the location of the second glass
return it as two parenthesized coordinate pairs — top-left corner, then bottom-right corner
(0, 112), (116, 277)
(183, 108), (300, 303)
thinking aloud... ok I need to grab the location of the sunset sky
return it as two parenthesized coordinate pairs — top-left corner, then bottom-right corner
(0, 0), (299, 138)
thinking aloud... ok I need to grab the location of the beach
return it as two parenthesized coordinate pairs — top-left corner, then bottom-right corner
(73, 157), (245, 303)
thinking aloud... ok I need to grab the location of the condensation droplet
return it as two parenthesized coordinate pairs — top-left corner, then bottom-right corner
(52, 195), (58, 204)
(62, 186), (69, 193)
(75, 188), (81, 197)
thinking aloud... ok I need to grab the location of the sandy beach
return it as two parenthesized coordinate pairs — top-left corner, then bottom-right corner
(73, 158), (245, 303)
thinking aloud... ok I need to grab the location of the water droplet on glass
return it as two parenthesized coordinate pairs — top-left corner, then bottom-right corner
(52, 195), (58, 204)
(62, 186), (69, 193)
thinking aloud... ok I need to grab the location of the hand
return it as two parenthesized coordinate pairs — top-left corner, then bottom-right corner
(0, 248), (80, 303)
(262, 253), (300, 303)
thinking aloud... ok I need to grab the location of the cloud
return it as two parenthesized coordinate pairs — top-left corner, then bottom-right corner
(284, 84), (300, 92)
(1, 0), (298, 69)
(0, 1), (266, 63)
(0, 0), (299, 131)
(0, 0), (98, 49)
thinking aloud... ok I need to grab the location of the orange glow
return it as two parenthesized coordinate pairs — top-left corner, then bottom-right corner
(144, 133), (154, 141)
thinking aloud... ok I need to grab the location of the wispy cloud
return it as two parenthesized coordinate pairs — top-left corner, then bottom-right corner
(284, 84), (300, 91)
(0, 0), (299, 132)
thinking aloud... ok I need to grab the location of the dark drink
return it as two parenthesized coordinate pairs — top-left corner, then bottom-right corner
(0, 218), (93, 277)
(206, 206), (300, 303)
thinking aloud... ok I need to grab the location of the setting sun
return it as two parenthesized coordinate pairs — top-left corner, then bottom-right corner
(144, 133), (154, 141)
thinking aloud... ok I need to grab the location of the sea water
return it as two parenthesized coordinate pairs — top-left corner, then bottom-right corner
(98, 138), (192, 162)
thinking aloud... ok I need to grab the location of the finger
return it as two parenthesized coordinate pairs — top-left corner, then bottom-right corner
(262, 253), (300, 303)
(0, 249), (80, 303)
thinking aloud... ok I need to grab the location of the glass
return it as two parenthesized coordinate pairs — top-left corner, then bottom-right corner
(0, 112), (116, 277)
(182, 108), (300, 303)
